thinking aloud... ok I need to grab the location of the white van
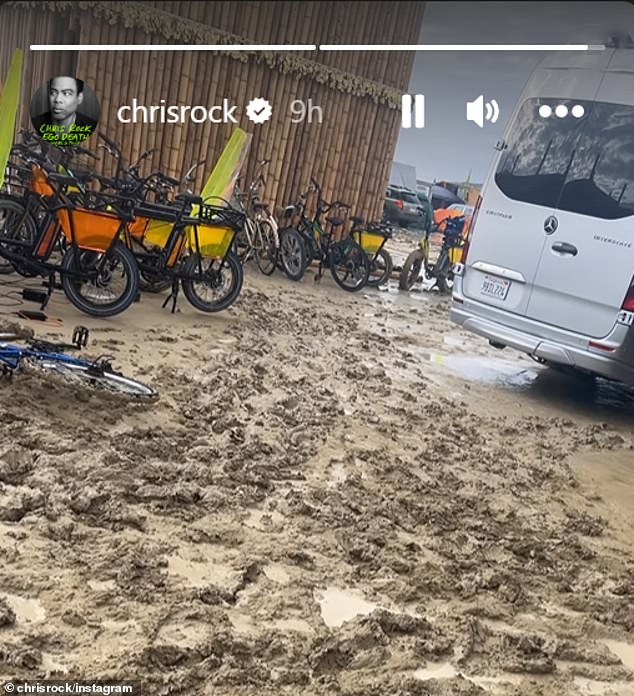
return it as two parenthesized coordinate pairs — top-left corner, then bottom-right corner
(450, 46), (634, 385)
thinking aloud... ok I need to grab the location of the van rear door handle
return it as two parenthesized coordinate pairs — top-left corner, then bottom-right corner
(551, 242), (578, 256)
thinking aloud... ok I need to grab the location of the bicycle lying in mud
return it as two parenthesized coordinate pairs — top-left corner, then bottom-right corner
(0, 326), (158, 401)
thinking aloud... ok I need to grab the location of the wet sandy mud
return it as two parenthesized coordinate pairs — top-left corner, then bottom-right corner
(0, 254), (633, 695)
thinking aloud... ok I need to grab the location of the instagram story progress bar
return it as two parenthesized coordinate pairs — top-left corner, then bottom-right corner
(30, 44), (317, 51)
(30, 44), (605, 52)
(319, 44), (604, 51)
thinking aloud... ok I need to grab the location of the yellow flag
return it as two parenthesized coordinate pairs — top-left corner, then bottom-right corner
(0, 48), (23, 190)
(199, 128), (252, 210)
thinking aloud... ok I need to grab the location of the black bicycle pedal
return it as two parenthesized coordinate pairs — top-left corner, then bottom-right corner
(72, 325), (89, 348)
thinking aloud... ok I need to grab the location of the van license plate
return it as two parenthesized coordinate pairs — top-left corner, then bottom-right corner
(481, 275), (510, 300)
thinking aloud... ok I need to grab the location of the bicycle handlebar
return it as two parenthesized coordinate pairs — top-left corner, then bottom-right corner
(98, 131), (120, 154)
(182, 160), (205, 184)
(130, 148), (155, 169)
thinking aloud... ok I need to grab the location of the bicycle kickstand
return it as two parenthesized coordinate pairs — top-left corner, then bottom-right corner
(41, 274), (55, 310)
(314, 261), (323, 284)
(161, 278), (180, 314)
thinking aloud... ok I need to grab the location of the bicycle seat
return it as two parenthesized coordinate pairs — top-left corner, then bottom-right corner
(351, 215), (365, 226)
(175, 192), (203, 205)
(46, 172), (78, 187)
(252, 201), (269, 211)
(159, 174), (180, 187)
(326, 216), (344, 227)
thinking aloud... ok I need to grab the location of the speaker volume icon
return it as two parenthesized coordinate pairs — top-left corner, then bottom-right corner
(466, 95), (500, 128)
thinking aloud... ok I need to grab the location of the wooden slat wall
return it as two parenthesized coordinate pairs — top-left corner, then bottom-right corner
(0, 2), (425, 221)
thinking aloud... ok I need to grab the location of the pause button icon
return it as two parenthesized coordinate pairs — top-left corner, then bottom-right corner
(402, 94), (425, 129)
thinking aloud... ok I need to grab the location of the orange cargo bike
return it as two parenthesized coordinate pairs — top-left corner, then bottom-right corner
(0, 157), (139, 318)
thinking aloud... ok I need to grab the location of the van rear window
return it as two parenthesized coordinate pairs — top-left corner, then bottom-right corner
(495, 98), (634, 220)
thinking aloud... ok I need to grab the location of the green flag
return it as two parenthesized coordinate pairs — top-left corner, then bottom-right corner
(0, 48), (23, 190)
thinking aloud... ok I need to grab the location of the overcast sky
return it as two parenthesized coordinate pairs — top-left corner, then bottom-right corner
(393, 1), (634, 185)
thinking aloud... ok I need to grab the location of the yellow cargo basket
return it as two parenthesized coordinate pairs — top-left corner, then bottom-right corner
(354, 230), (386, 255)
(193, 224), (234, 258)
(448, 245), (463, 264)
(128, 203), (243, 260)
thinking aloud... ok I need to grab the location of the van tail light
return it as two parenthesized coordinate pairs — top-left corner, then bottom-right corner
(461, 194), (482, 264)
(622, 275), (634, 311)
(395, 199), (404, 209)
(589, 341), (616, 353)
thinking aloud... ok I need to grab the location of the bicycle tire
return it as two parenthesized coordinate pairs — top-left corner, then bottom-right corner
(328, 238), (370, 292)
(180, 251), (243, 312)
(27, 357), (158, 401)
(234, 226), (251, 264)
(279, 227), (307, 281)
(254, 220), (278, 276)
(434, 249), (452, 294)
(367, 247), (393, 287)
(399, 248), (424, 291)
(0, 195), (39, 277)
(60, 242), (140, 318)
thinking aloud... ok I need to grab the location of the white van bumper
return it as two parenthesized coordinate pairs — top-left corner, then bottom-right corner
(450, 297), (634, 385)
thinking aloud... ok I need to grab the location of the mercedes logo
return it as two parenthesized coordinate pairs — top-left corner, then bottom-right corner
(544, 215), (558, 235)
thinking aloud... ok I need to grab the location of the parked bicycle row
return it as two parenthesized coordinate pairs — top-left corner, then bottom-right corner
(0, 131), (467, 319)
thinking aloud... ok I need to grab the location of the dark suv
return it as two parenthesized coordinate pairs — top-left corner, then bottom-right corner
(383, 185), (424, 228)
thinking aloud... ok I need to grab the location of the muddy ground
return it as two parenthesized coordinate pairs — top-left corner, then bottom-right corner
(0, 249), (633, 696)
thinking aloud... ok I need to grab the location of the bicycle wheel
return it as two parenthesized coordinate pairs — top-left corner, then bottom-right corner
(254, 220), (278, 276)
(61, 242), (140, 318)
(328, 238), (370, 292)
(28, 357), (158, 401)
(367, 247), (393, 287)
(279, 228), (307, 281)
(399, 248), (424, 291)
(434, 249), (453, 294)
(233, 225), (251, 263)
(0, 196), (38, 276)
(181, 252), (243, 312)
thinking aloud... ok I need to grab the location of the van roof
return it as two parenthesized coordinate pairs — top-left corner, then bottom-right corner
(521, 47), (634, 105)
(538, 47), (634, 73)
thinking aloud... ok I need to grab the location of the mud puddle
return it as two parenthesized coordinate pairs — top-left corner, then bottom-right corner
(1, 593), (46, 623)
(314, 587), (379, 628)
(413, 661), (533, 692)
(601, 639), (634, 670)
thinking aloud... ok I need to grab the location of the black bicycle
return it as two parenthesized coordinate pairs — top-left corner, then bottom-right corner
(399, 214), (466, 293)
(350, 218), (394, 287)
(279, 178), (370, 292)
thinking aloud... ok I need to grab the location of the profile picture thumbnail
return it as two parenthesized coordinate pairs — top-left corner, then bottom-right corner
(30, 76), (100, 147)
